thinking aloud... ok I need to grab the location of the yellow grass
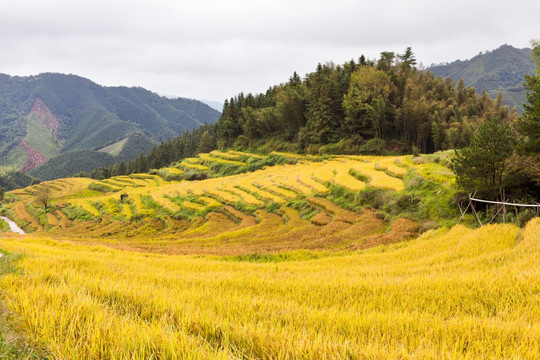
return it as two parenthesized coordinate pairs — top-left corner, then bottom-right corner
(181, 201), (206, 211)
(332, 170), (366, 191)
(204, 186), (242, 204)
(202, 154), (246, 166)
(180, 161), (209, 171)
(66, 199), (101, 217)
(55, 210), (71, 229)
(308, 197), (359, 223)
(121, 203), (132, 219)
(310, 160), (344, 183)
(103, 198), (121, 216)
(352, 162), (405, 191)
(46, 213), (59, 227)
(14, 204), (43, 231)
(116, 176), (156, 187)
(130, 194), (154, 216)
(151, 195), (181, 213)
(0, 219), (538, 359)
(228, 150), (268, 159)
(225, 187), (264, 206)
(5, 155), (415, 229)
(209, 150), (242, 160)
(160, 167), (184, 175)
(183, 157), (200, 164)
(198, 196), (222, 208)
(270, 151), (303, 159)
(199, 153), (247, 166)
(375, 156), (409, 177)
(297, 172), (329, 193)
(402, 156), (455, 185)
(236, 181), (286, 204)
(129, 173), (164, 186)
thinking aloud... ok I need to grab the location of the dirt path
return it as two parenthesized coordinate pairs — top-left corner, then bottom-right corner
(0, 217), (26, 235)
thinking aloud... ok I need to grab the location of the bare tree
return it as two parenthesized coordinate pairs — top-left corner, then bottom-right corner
(34, 187), (51, 213)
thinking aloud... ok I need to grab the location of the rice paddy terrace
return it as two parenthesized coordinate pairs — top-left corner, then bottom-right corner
(0, 151), (539, 359)
(1, 151), (452, 254)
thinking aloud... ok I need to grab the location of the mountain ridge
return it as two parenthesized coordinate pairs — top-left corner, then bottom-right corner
(427, 44), (535, 112)
(0, 72), (220, 177)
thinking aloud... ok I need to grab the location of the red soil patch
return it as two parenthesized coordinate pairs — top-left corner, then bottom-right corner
(20, 141), (48, 172)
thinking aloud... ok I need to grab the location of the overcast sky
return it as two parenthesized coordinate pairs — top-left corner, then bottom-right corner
(0, 0), (539, 106)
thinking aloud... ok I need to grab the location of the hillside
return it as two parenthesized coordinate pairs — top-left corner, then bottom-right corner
(0, 150), (458, 246)
(428, 44), (535, 112)
(0, 166), (34, 191)
(0, 151), (539, 358)
(214, 49), (517, 156)
(0, 73), (220, 176)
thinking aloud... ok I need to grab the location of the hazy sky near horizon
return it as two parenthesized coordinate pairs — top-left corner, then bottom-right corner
(0, 0), (538, 104)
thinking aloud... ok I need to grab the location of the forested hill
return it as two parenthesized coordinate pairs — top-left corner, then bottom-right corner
(428, 45), (535, 113)
(215, 48), (518, 155)
(0, 73), (220, 177)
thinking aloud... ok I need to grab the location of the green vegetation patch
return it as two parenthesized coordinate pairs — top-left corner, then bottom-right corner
(24, 113), (60, 159)
(98, 137), (129, 156)
(0, 146), (27, 172)
(0, 219), (8, 232)
(88, 182), (121, 193)
(61, 205), (95, 222)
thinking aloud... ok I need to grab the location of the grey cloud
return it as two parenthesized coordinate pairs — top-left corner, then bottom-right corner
(0, 0), (538, 102)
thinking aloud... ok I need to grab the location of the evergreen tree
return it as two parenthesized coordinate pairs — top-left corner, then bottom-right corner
(451, 117), (517, 199)
(197, 130), (215, 154)
(302, 63), (343, 145)
(516, 40), (540, 186)
(343, 66), (393, 139)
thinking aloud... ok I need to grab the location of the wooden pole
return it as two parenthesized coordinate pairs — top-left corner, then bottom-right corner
(469, 192), (482, 227)
(457, 192), (474, 225)
(502, 189), (506, 223)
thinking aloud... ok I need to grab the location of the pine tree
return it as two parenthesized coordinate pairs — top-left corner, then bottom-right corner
(516, 40), (540, 185)
(197, 131), (215, 154)
(451, 117), (516, 199)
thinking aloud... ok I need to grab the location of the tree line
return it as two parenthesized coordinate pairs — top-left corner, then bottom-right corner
(86, 44), (540, 208)
(451, 40), (540, 206)
(216, 48), (516, 155)
(78, 124), (216, 179)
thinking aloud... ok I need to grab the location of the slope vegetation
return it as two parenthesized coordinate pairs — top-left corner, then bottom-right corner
(1, 151), (456, 253)
(428, 44), (535, 112)
(0, 73), (221, 175)
(0, 152), (538, 358)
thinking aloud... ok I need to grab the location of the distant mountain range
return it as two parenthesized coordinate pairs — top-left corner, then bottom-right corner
(428, 44), (535, 113)
(0, 73), (220, 181)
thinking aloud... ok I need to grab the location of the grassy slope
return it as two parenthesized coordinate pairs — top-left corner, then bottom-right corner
(0, 73), (220, 174)
(23, 113), (60, 159)
(0, 220), (538, 358)
(97, 137), (129, 156)
(0, 146), (26, 171)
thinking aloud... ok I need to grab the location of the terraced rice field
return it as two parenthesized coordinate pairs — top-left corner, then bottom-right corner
(1, 152), (451, 249)
(0, 151), (538, 358)
(0, 218), (538, 359)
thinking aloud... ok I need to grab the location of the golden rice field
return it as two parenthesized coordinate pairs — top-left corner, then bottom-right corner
(0, 219), (538, 359)
(1, 152), (416, 229)
(1, 151), (538, 358)
(0, 152), (462, 255)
